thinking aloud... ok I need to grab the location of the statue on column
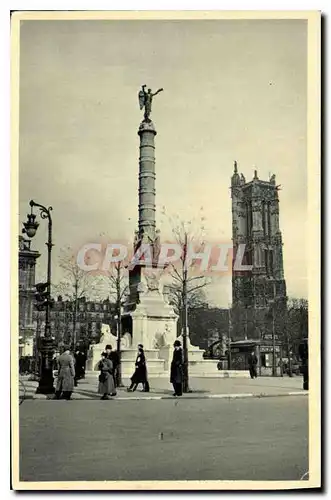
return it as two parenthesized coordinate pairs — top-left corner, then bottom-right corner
(138, 85), (164, 122)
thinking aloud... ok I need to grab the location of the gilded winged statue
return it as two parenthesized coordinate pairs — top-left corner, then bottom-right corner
(138, 85), (163, 121)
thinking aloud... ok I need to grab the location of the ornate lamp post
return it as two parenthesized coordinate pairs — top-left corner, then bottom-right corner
(228, 305), (232, 370)
(182, 232), (192, 393)
(271, 282), (277, 377)
(23, 200), (55, 394)
(114, 314), (123, 387)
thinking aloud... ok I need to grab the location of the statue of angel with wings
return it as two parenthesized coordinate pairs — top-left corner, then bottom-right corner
(138, 85), (163, 121)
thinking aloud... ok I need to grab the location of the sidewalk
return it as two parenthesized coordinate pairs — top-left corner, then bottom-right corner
(20, 374), (308, 401)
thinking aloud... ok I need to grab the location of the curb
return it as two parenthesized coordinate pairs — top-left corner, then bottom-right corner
(26, 391), (308, 401)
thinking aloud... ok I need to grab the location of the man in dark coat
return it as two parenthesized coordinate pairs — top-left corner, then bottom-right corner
(170, 340), (183, 396)
(55, 346), (75, 400)
(127, 344), (149, 392)
(74, 349), (86, 386)
(248, 350), (258, 379)
(298, 338), (308, 390)
(105, 344), (119, 390)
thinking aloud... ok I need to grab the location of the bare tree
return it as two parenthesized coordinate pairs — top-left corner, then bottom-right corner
(54, 246), (103, 348)
(165, 279), (208, 321)
(286, 298), (308, 347)
(101, 261), (129, 386)
(161, 210), (211, 392)
(276, 297), (308, 376)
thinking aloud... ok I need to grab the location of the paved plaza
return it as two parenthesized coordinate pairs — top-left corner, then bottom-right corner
(19, 395), (308, 482)
(21, 374), (307, 400)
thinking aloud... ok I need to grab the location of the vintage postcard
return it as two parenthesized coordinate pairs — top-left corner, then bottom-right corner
(11, 10), (321, 490)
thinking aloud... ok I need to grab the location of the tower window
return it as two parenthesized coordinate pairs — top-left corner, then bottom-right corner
(265, 249), (274, 278)
(267, 203), (271, 236)
(246, 203), (253, 237)
(262, 202), (270, 236)
(269, 250), (274, 276)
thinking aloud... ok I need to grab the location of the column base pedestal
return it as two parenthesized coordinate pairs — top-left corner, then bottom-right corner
(35, 369), (55, 395)
(35, 337), (55, 394)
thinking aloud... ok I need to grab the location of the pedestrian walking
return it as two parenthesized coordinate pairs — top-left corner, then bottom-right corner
(248, 350), (258, 379)
(170, 340), (183, 396)
(98, 352), (116, 400)
(105, 344), (119, 389)
(298, 338), (308, 390)
(127, 344), (149, 392)
(74, 348), (86, 386)
(55, 345), (75, 400)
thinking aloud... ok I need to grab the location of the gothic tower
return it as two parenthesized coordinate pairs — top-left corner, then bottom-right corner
(231, 162), (287, 341)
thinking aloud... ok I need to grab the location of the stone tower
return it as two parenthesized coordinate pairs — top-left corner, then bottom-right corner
(126, 119), (161, 309)
(231, 162), (287, 341)
(19, 235), (40, 355)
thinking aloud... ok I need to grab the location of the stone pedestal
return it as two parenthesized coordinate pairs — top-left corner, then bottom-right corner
(86, 324), (119, 371)
(129, 272), (178, 348)
(87, 291), (175, 376)
(177, 329), (220, 376)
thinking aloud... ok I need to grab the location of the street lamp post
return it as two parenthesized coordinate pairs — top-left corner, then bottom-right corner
(288, 350), (293, 377)
(114, 262), (125, 387)
(228, 305), (232, 370)
(285, 307), (293, 377)
(271, 282), (277, 377)
(114, 313), (123, 387)
(244, 305), (249, 340)
(23, 200), (55, 394)
(182, 232), (191, 394)
(182, 271), (189, 393)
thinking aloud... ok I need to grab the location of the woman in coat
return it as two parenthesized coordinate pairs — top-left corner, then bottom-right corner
(55, 346), (75, 400)
(170, 340), (183, 396)
(98, 352), (116, 400)
(127, 344), (149, 392)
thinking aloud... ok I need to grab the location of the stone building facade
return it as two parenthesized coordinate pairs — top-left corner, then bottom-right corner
(33, 296), (116, 348)
(18, 235), (40, 356)
(231, 162), (287, 346)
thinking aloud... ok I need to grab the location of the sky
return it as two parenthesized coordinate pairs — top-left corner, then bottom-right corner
(18, 19), (308, 306)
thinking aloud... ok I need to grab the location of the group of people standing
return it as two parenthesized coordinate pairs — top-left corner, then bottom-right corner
(53, 339), (185, 401)
(98, 340), (184, 399)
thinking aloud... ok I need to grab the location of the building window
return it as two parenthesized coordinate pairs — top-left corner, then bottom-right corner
(269, 250), (274, 276)
(262, 202), (270, 236)
(265, 249), (274, 278)
(246, 203), (253, 237)
(267, 203), (271, 236)
(262, 201), (267, 236)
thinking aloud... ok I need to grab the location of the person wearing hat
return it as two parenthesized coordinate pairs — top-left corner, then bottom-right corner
(248, 349), (258, 379)
(55, 345), (75, 400)
(127, 344), (149, 392)
(98, 352), (116, 400)
(74, 348), (86, 387)
(105, 344), (119, 390)
(170, 340), (183, 396)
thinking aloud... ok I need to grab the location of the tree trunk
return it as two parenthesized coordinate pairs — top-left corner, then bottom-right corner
(72, 282), (78, 349)
(116, 265), (123, 387)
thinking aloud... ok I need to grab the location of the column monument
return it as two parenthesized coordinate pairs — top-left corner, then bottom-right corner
(121, 85), (179, 366)
(88, 88), (239, 377)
